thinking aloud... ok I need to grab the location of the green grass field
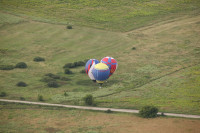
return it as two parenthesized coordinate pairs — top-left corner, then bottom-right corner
(0, 0), (200, 115)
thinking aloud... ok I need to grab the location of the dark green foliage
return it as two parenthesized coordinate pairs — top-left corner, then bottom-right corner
(139, 106), (158, 118)
(33, 56), (45, 62)
(63, 63), (73, 68)
(45, 73), (60, 79)
(63, 61), (85, 69)
(0, 65), (15, 70)
(66, 25), (72, 29)
(0, 92), (7, 97)
(40, 76), (56, 82)
(16, 81), (27, 87)
(132, 47), (136, 50)
(38, 95), (44, 101)
(105, 109), (112, 113)
(64, 68), (73, 74)
(20, 97), (25, 100)
(64, 92), (68, 97)
(80, 69), (85, 73)
(47, 81), (59, 88)
(15, 62), (27, 68)
(161, 112), (165, 116)
(77, 61), (85, 66)
(60, 77), (71, 81)
(83, 94), (94, 106)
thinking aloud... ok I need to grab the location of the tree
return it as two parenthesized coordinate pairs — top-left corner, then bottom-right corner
(139, 105), (158, 118)
(83, 94), (94, 106)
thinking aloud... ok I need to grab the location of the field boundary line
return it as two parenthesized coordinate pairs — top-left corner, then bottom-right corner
(1, 99), (200, 119)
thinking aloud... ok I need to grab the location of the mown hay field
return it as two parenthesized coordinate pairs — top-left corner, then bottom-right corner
(0, 102), (200, 133)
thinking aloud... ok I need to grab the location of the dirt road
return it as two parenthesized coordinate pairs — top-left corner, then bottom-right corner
(0, 99), (200, 119)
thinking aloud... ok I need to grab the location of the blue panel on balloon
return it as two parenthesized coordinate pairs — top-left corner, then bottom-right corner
(92, 63), (110, 81)
(85, 59), (99, 74)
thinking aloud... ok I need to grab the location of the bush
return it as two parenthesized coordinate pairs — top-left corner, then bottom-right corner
(80, 69), (85, 73)
(63, 63), (73, 68)
(132, 47), (136, 50)
(66, 25), (72, 29)
(0, 65), (15, 70)
(139, 106), (158, 118)
(64, 68), (73, 74)
(0, 92), (7, 97)
(16, 81), (27, 87)
(33, 57), (45, 62)
(60, 77), (71, 81)
(105, 109), (112, 113)
(40, 77), (56, 82)
(47, 81), (59, 88)
(15, 62), (27, 68)
(45, 73), (60, 79)
(20, 97), (25, 100)
(64, 92), (68, 97)
(77, 61), (85, 66)
(38, 95), (44, 101)
(83, 94), (94, 106)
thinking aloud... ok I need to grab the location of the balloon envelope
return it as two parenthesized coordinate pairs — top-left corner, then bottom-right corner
(85, 59), (99, 81)
(101, 56), (117, 76)
(92, 63), (110, 84)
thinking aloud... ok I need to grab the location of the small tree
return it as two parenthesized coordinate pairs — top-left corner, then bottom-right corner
(15, 62), (27, 68)
(83, 94), (94, 106)
(139, 105), (158, 118)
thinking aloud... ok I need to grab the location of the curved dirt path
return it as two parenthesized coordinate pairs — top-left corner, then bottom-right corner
(1, 99), (200, 119)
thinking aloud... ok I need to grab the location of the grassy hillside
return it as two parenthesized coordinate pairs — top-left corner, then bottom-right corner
(1, 102), (200, 133)
(0, 0), (200, 115)
(0, 0), (199, 31)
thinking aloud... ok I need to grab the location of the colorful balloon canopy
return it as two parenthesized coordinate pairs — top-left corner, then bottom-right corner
(101, 56), (117, 76)
(92, 63), (110, 85)
(85, 59), (99, 82)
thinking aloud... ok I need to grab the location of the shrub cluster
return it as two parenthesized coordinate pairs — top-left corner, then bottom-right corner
(0, 92), (7, 97)
(83, 94), (94, 106)
(45, 73), (60, 79)
(15, 62), (27, 68)
(139, 105), (158, 118)
(63, 61), (85, 69)
(33, 57), (45, 62)
(0, 65), (15, 70)
(41, 73), (70, 88)
(47, 81), (59, 88)
(16, 81), (27, 87)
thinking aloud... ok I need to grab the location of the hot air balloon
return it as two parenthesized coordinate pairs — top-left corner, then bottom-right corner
(92, 63), (110, 87)
(101, 56), (117, 76)
(85, 59), (99, 82)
